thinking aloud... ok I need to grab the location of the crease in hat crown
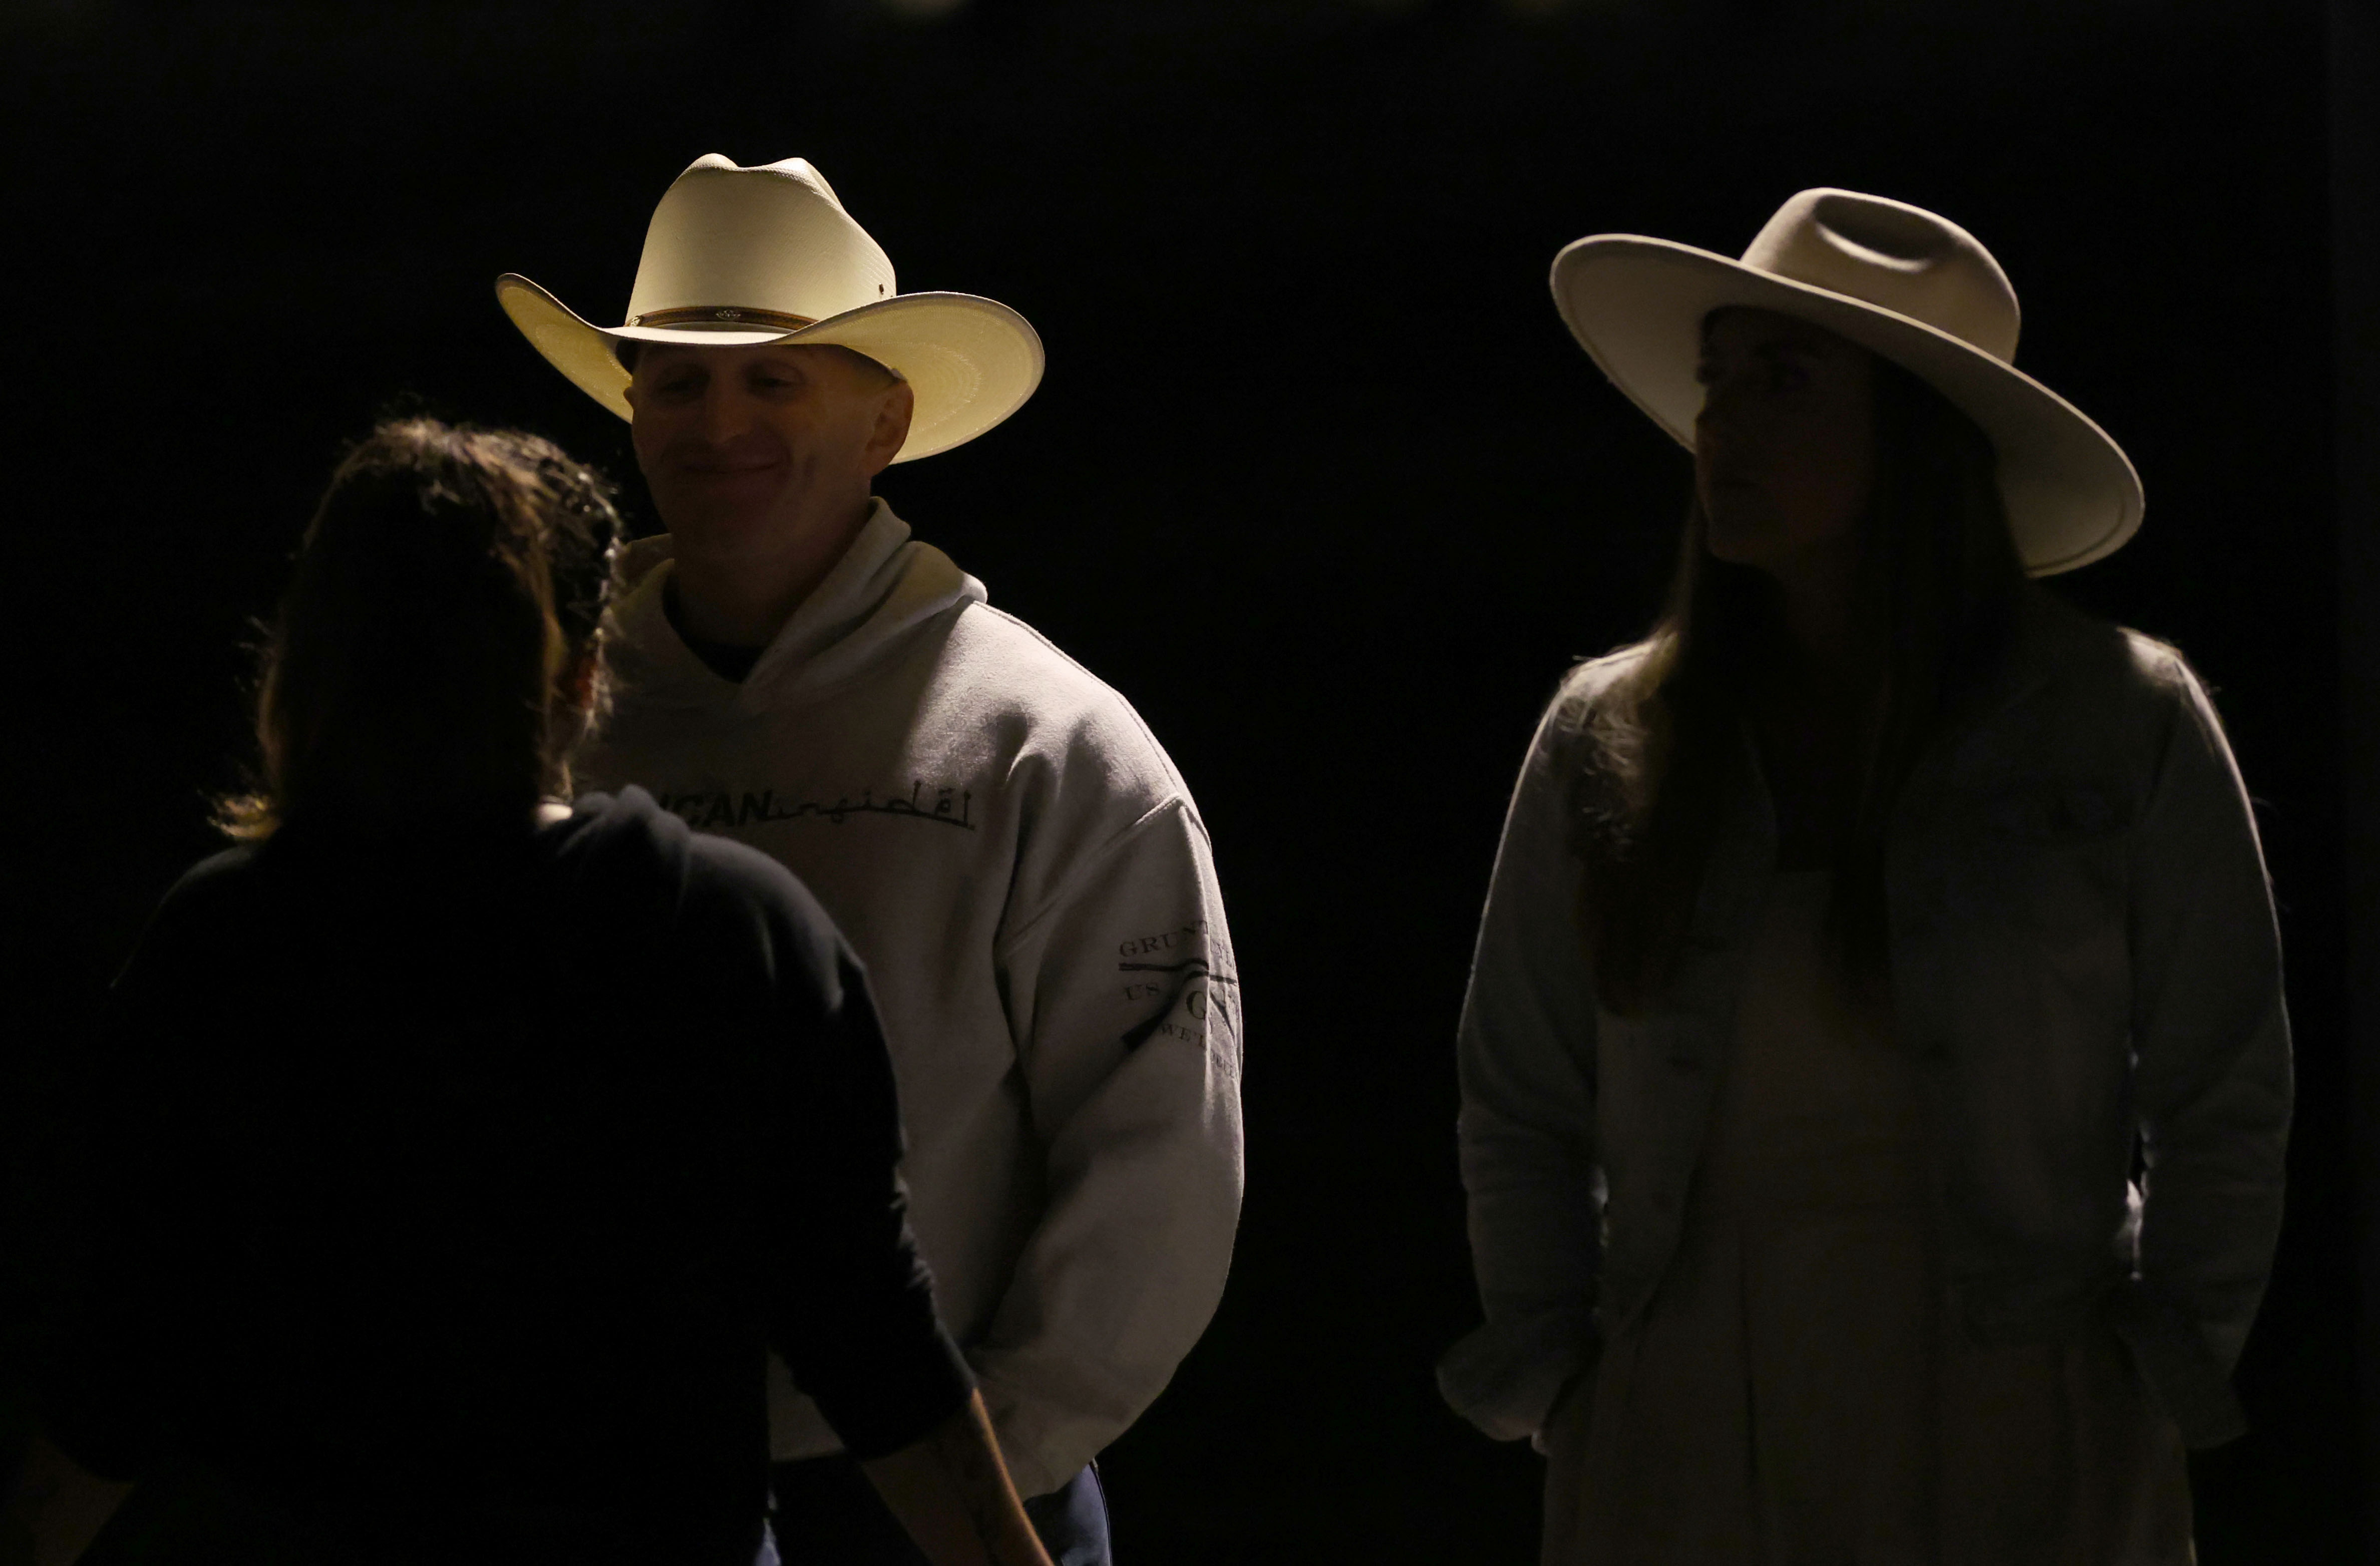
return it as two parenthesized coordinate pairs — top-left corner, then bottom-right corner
(1546, 185), (2143, 574)
(623, 155), (897, 332)
(1742, 189), (2021, 363)
(495, 152), (1045, 462)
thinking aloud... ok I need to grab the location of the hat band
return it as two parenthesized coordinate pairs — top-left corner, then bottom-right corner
(626, 305), (819, 332)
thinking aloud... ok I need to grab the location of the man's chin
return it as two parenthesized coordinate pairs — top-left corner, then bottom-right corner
(657, 501), (792, 559)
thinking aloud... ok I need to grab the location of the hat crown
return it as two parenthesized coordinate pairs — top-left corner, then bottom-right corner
(1739, 188), (2020, 364)
(624, 155), (897, 327)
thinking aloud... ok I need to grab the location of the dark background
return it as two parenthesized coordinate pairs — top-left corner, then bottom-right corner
(4, 0), (2366, 1558)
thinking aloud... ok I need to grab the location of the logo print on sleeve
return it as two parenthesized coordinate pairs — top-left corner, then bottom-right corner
(1118, 921), (1239, 1052)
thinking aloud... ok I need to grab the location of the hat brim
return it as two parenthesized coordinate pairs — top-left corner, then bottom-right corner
(1549, 237), (2141, 576)
(495, 274), (1045, 464)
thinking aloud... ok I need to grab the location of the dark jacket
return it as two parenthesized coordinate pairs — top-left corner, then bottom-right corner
(38, 787), (972, 1564)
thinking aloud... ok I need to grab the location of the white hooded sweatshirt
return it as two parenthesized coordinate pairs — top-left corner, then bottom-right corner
(576, 501), (1242, 1496)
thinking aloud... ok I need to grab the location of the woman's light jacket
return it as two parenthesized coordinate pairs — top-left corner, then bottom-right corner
(1439, 588), (2291, 1452)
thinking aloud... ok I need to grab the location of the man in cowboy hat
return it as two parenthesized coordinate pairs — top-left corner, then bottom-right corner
(497, 155), (1242, 1562)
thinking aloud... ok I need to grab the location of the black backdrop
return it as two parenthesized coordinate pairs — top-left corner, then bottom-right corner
(4, 0), (2361, 1558)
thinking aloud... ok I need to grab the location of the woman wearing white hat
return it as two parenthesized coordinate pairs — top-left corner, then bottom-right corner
(1440, 190), (2291, 1562)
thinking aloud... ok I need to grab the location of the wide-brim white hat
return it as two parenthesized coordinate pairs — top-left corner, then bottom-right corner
(1551, 188), (2140, 575)
(497, 154), (1043, 464)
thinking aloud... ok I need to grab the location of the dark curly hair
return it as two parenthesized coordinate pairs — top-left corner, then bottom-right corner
(220, 418), (623, 837)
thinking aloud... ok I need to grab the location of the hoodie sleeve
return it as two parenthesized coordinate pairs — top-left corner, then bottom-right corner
(971, 795), (1243, 1497)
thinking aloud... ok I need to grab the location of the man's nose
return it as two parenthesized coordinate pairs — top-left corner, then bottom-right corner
(693, 382), (759, 445)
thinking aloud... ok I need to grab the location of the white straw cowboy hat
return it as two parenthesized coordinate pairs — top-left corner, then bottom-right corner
(496, 154), (1043, 463)
(1551, 188), (2141, 574)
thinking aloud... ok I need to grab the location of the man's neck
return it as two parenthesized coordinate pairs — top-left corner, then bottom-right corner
(667, 497), (876, 649)
(663, 581), (767, 683)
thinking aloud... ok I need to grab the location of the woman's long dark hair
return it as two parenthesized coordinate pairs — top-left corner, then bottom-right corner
(1577, 355), (2028, 1016)
(219, 419), (623, 837)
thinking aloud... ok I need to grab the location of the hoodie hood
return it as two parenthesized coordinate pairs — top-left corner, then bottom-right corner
(607, 500), (984, 713)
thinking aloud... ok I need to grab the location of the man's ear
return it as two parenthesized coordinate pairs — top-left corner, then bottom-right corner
(862, 379), (916, 477)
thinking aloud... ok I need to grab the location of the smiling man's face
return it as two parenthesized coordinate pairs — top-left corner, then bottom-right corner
(624, 341), (912, 566)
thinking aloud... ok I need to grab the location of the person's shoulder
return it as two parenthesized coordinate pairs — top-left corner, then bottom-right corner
(1546, 640), (1658, 737)
(145, 842), (265, 934)
(170, 841), (263, 898)
(944, 602), (1140, 716)
(2112, 626), (2203, 701)
(106, 842), (265, 998)
(942, 602), (1190, 805)
(1557, 641), (1657, 702)
(559, 785), (798, 901)
(2023, 590), (2211, 714)
(565, 786), (847, 960)
(2002, 593), (2247, 791)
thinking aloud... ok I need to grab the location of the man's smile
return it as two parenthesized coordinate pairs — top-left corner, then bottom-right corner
(673, 452), (784, 476)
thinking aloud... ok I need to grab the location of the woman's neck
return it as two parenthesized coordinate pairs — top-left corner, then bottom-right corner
(1768, 547), (1867, 688)
(1745, 548), (1880, 867)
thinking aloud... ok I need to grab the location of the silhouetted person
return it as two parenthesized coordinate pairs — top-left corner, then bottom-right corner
(26, 421), (1056, 1566)
(1443, 191), (2290, 1563)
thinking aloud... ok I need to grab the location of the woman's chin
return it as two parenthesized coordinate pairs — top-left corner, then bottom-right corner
(1706, 516), (1855, 577)
(1703, 531), (1777, 571)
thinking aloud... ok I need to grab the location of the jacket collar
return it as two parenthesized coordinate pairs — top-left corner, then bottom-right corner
(1707, 585), (2083, 912)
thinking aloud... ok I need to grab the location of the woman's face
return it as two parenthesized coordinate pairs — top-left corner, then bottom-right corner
(1692, 307), (1879, 576)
